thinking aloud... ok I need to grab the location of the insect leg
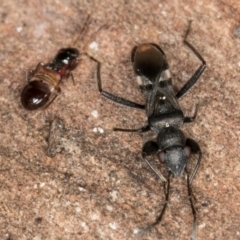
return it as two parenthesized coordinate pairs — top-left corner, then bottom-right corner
(96, 60), (145, 109)
(136, 171), (171, 236)
(186, 168), (197, 240)
(176, 22), (206, 99)
(113, 125), (151, 133)
(185, 138), (202, 184)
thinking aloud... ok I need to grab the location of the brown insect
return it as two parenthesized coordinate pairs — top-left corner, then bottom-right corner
(21, 15), (106, 110)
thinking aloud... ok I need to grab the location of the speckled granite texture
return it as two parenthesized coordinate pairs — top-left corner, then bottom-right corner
(0, 1), (239, 239)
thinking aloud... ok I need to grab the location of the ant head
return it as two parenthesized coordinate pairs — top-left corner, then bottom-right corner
(158, 146), (191, 176)
(157, 127), (190, 176)
(54, 48), (80, 65)
(132, 43), (167, 81)
(21, 81), (51, 110)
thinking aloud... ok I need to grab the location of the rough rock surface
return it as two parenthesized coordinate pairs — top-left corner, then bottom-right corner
(0, 1), (239, 239)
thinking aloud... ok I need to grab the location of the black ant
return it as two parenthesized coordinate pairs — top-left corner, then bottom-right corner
(96, 22), (206, 239)
(21, 15), (106, 110)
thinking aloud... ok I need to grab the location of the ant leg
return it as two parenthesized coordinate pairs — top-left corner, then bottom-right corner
(147, 78), (181, 116)
(145, 71), (162, 116)
(142, 141), (167, 183)
(26, 70), (32, 83)
(83, 53), (145, 109)
(69, 72), (76, 85)
(136, 171), (171, 236)
(176, 21), (206, 99)
(186, 138), (202, 184)
(113, 125), (151, 133)
(96, 60), (145, 109)
(42, 87), (61, 110)
(186, 168), (197, 240)
(67, 59), (80, 85)
(26, 63), (44, 83)
(184, 104), (198, 123)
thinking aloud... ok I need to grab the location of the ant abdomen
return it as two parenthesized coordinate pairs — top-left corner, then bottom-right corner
(132, 43), (168, 81)
(21, 80), (52, 110)
(21, 64), (61, 110)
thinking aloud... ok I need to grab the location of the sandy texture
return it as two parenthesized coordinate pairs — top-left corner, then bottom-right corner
(0, 0), (240, 239)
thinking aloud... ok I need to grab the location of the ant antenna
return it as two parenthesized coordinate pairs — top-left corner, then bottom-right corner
(81, 23), (109, 53)
(71, 14), (109, 53)
(72, 14), (91, 46)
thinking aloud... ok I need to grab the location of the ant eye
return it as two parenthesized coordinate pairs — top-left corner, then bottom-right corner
(183, 146), (191, 158)
(158, 151), (165, 163)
